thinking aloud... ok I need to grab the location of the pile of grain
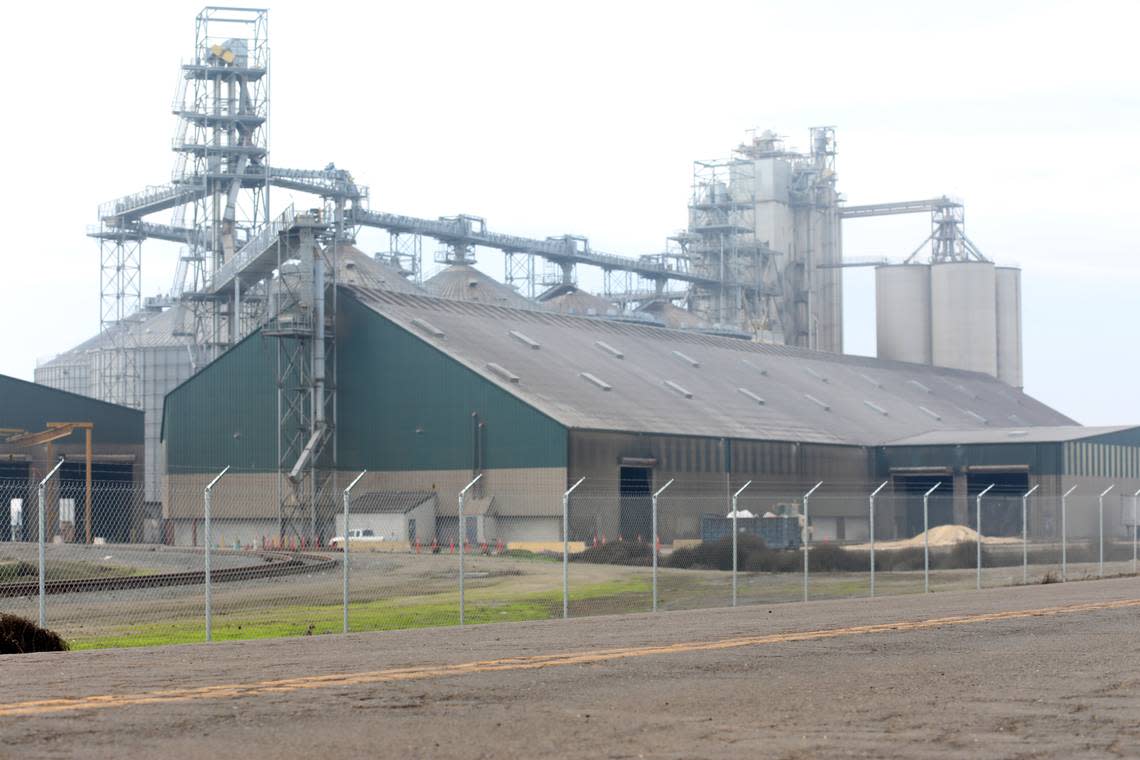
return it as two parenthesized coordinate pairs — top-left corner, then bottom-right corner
(847, 524), (1020, 551)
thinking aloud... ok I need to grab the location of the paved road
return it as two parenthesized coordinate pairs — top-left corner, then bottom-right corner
(3, 577), (1140, 759)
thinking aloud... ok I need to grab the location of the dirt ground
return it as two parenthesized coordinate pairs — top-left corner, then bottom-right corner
(2, 576), (1139, 758)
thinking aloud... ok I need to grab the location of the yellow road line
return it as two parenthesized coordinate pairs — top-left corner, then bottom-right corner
(3, 597), (1138, 718)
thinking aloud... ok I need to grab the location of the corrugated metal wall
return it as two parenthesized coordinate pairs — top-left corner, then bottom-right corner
(161, 333), (279, 473)
(0, 374), (143, 444)
(877, 442), (1064, 475)
(331, 295), (568, 472)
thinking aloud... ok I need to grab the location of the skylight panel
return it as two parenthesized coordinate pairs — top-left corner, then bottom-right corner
(580, 372), (612, 391)
(805, 367), (828, 383)
(672, 350), (700, 368)
(594, 340), (624, 359)
(864, 400), (888, 416)
(804, 393), (830, 411)
(909, 380), (932, 394)
(411, 318), (445, 338)
(859, 373), (883, 389)
(741, 358), (768, 375)
(486, 363), (520, 384)
(965, 410), (989, 425)
(664, 380), (693, 398)
(737, 388), (766, 405)
(508, 330), (541, 349)
(919, 406), (942, 421)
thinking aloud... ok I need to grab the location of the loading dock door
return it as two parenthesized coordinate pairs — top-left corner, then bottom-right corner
(619, 467), (652, 542)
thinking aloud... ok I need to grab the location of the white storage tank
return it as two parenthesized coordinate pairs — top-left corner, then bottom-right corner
(875, 264), (932, 365)
(995, 266), (1023, 388)
(931, 261), (997, 377)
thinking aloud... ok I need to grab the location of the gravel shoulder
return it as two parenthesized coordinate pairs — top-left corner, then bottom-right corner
(2, 576), (1139, 759)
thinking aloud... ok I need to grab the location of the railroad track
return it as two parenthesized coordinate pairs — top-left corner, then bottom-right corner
(0, 550), (338, 598)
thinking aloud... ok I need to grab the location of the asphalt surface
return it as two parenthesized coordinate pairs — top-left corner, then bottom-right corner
(3, 577), (1139, 759)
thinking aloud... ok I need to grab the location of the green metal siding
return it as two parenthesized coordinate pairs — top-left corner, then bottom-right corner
(162, 333), (279, 472)
(0, 374), (143, 444)
(338, 295), (567, 471)
(877, 442), (1063, 475)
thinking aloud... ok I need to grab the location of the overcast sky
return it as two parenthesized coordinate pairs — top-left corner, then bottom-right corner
(2, 0), (1137, 424)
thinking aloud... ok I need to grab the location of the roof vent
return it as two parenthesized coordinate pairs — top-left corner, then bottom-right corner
(737, 388), (766, 405)
(859, 373), (883, 389)
(411, 318), (445, 338)
(741, 359), (768, 376)
(580, 372), (612, 391)
(664, 380), (693, 399)
(954, 384), (978, 398)
(909, 380), (932, 394)
(965, 410), (989, 425)
(672, 350), (700, 368)
(486, 363), (520, 384)
(594, 340), (624, 359)
(804, 393), (830, 411)
(919, 406), (942, 421)
(863, 400), (888, 416)
(508, 330), (541, 349)
(805, 367), (828, 383)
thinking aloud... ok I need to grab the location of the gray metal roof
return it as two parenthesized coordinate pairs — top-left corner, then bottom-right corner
(353, 491), (437, 514)
(887, 426), (1139, 447)
(41, 247), (421, 368)
(336, 245), (425, 294)
(537, 284), (620, 317)
(424, 264), (537, 309)
(343, 286), (1077, 447)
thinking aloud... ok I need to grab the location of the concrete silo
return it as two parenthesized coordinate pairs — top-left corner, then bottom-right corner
(931, 261), (997, 377)
(995, 266), (1024, 389)
(875, 264), (932, 365)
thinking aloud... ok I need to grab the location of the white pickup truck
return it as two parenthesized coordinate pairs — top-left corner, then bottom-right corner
(327, 529), (386, 550)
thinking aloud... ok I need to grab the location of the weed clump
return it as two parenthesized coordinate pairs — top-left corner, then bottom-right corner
(0, 614), (69, 655)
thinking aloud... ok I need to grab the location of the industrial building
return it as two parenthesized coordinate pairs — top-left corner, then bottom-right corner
(160, 286), (1140, 547)
(0, 375), (144, 543)
(27, 7), (1139, 551)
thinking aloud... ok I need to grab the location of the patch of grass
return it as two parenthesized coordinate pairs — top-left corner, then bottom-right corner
(497, 549), (560, 563)
(70, 577), (650, 650)
(0, 559), (153, 583)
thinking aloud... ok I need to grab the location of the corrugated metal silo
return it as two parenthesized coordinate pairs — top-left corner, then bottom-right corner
(931, 261), (997, 377)
(875, 264), (932, 365)
(995, 266), (1023, 388)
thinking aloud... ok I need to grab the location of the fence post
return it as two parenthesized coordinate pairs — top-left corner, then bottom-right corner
(458, 474), (482, 626)
(37, 458), (65, 628)
(802, 481), (823, 603)
(869, 481), (888, 598)
(731, 480), (752, 608)
(1022, 484), (1039, 584)
(1061, 485), (1076, 581)
(1132, 488), (1139, 576)
(651, 479), (674, 612)
(562, 477), (585, 620)
(1098, 485), (1115, 578)
(342, 470), (367, 634)
(976, 484), (995, 591)
(203, 466), (230, 642)
(923, 482), (941, 594)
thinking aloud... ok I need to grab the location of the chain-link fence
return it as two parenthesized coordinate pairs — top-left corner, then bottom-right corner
(2, 471), (1137, 650)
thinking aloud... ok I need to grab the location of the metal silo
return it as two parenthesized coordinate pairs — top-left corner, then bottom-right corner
(931, 261), (997, 377)
(875, 264), (932, 365)
(995, 266), (1023, 388)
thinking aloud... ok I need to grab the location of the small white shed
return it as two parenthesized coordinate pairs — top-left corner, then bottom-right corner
(336, 491), (437, 543)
